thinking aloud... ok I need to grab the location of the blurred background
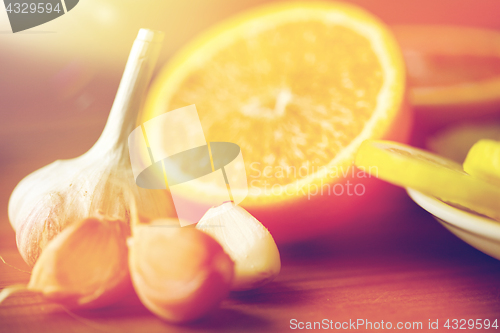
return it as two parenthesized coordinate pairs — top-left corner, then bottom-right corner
(2, 0), (500, 70)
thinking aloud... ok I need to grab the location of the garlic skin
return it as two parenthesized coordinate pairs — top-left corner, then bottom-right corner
(8, 30), (174, 266)
(196, 202), (281, 291)
(129, 219), (234, 323)
(27, 216), (132, 308)
(9, 155), (172, 267)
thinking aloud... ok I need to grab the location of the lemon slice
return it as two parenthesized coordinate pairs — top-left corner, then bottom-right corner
(464, 139), (500, 187)
(355, 140), (500, 221)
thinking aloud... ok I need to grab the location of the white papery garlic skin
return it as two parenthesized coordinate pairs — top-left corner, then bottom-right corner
(196, 202), (281, 291)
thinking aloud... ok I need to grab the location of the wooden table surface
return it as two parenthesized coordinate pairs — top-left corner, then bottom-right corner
(1, 54), (500, 333)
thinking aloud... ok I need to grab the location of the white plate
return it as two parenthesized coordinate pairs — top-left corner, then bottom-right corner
(406, 188), (500, 260)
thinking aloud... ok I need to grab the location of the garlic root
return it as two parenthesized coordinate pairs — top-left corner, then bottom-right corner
(196, 202), (281, 291)
(128, 218), (234, 323)
(8, 29), (175, 267)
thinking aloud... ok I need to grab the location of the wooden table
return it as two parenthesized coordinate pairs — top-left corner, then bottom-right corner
(1, 51), (500, 333)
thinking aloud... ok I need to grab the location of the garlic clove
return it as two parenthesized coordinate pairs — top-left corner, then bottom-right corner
(128, 219), (234, 323)
(27, 216), (132, 308)
(196, 202), (281, 291)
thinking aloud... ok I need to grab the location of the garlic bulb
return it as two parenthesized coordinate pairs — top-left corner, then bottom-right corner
(196, 202), (281, 291)
(8, 29), (174, 266)
(129, 218), (234, 323)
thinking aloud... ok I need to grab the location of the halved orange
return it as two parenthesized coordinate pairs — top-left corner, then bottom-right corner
(143, 2), (409, 242)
